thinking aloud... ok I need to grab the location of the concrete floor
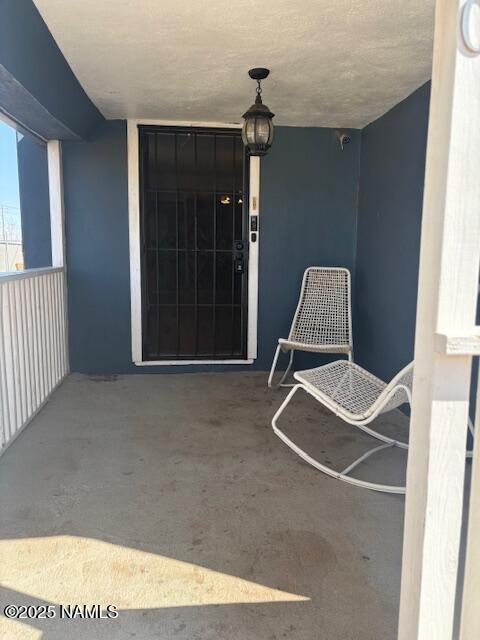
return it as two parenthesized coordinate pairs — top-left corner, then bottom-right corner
(0, 372), (411, 640)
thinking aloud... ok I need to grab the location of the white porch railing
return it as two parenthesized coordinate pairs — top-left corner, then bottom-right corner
(0, 267), (68, 454)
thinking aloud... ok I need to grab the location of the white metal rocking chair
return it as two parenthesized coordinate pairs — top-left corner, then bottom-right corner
(268, 267), (353, 388)
(271, 359), (475, 494)
(272, 360), (414, 494)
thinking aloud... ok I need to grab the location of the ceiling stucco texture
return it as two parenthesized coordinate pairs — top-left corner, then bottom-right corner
(33, 0), (434, 128)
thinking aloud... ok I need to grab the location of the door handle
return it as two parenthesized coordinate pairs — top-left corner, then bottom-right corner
(234, 255), (244, 274)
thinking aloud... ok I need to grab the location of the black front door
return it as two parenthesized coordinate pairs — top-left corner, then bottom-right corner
(139, 126), (249, 361)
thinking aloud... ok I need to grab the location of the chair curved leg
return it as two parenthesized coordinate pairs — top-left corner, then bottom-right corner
(271, 384), (406, 494)
(268, 346), (295, 389)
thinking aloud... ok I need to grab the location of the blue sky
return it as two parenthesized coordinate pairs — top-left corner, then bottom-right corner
(0, 120), (21, 210)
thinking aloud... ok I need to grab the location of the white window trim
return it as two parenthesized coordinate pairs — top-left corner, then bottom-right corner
(0, 112), (65, 270)
(127, 119), (259, 366)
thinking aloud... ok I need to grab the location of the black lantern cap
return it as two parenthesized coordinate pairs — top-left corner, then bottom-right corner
(248, 68), (270, 81)
(242, 99), (275, 121)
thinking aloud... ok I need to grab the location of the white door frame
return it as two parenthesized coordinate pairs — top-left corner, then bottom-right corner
(127, 119), (259, 365)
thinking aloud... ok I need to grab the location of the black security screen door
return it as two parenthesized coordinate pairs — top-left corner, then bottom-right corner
(139, 126), (250, 360)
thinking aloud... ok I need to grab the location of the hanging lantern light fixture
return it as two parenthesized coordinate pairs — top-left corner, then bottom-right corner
(242, 68), (275, 157)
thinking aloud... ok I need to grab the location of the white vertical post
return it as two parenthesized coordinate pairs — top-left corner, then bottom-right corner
(47, 140), (66, 268)
(398, 1), (480, 639)
(47, 139), (69, 374)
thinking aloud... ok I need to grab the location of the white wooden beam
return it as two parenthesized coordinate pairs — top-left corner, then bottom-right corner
(434, 329), (480, 355)
(398, 1), (480, 639)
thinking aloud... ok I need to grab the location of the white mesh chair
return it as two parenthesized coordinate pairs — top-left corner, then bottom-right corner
(271, 360), (414, 494)
(268, 267), (353, 389)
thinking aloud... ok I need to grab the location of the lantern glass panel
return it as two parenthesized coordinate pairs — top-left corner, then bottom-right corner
(242, 118), (256, 146)
(254, 117), (270, 145)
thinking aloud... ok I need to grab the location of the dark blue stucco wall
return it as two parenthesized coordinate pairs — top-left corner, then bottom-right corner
(63, 122), (361, 374)
(17, 134), (52, 269)
(353, 82), (431, 382)
(63, 121), (132, 374)
(259, 127), (360, 371)
(0, 0), (103, 139)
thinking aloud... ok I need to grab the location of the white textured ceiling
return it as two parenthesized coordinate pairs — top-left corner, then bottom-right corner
(33, 0), (434, 128)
